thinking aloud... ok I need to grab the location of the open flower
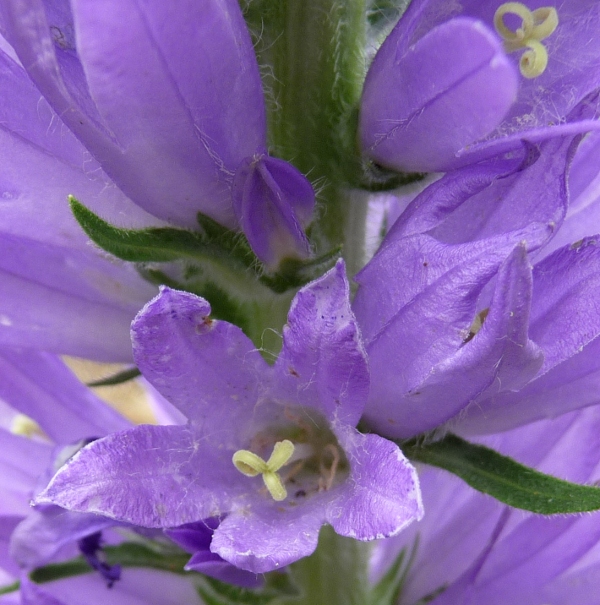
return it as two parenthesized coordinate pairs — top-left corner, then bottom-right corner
(36, 261), (423, 573)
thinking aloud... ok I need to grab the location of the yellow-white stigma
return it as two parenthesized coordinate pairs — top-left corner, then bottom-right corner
(233, 439), (295, 501)
(11, 414), (44, 438)
(494, 2), (558, 78)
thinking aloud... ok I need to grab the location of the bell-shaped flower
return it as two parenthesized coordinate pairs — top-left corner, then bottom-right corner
(0, 0), (315, 267)
(0, 0), (263, 229)
(360, 0), (600, 172)
(360, 17), (518, 172)
(0, 348), (243, 603)
(36, 262), (423, 573)
(354, 124), (600, 438)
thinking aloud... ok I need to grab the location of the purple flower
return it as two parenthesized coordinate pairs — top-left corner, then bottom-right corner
(0, 47), (158, 361)
(360, 0), (600, 172)
(232, 155), (315, 269)
(165, 519), (262, 588)
(36, 261), (423, 573)
(354, 121), (600, 438)
(374, 406), (600, 605)
(0, 0), (315, 268)
(0, 349), (210, 603)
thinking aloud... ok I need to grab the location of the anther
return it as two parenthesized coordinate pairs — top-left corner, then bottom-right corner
(318, 444), (341, 492)
(233, 440), (295, 501)
(494, 2), (558, 78)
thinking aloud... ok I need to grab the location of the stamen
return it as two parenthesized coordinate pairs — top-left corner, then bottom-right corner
(318, 444), (341, 492)
(494, 2), (558, 78)
(233, 440), (295, 501)
(464, 308), (490, 343)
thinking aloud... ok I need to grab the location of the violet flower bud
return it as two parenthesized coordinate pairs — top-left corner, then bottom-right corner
(232, 155), (315, 268)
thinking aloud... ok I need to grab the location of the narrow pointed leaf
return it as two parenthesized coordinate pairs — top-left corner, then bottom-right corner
(369, 548), (408, 605)
(86, 366), (141, 387)
(28, 542), (191, 585)
(71, 198), (334, 294)
(403, 434), (600, 514)
(70, 197), (233, 263)
(0, 581), (20, 596)
(197, 577), (281, 605)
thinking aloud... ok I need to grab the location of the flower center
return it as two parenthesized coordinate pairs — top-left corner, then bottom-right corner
(233, 440), (295, 501)
(232, 407), (349, 502)
(494, 2), (559, 79)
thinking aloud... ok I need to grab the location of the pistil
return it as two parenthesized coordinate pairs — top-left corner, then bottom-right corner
(494, 2), (559, 78)
(233, 439), (295, 501)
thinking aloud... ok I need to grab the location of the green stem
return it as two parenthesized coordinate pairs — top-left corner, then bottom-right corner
(282, 526), (372, 605)
(244, 0), (368, 258)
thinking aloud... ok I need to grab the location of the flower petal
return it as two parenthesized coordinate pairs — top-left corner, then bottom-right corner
(0, 237), (153, 361)
(460, 239), (600, 433)
(37, 424), (244, 527)
(327, 427), (423, 540)
(212, 498), (324, 573)
(10, 507), (116, 568)
(529, 236), (600, 374)
(0, 349), (130, 444)
(0, 429), (52, 517)
(360, 17), (517, 172)
(232, 155), (314, 267)
(382, 0), (600, 166)
(273, 261), (369, 426)
(21, 568), (204, 605)
(131, 287), (267, 433)
(361, 234), (545, 438)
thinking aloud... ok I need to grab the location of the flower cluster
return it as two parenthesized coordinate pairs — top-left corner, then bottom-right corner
(0, 0), (600, 604)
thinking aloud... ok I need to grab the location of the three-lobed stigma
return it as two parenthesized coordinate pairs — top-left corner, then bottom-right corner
(233, 439), (295, 501)
(494, 2), (559, 78)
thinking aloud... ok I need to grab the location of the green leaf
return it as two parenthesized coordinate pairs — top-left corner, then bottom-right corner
(369, 548), (407, 605)
(138, 267), (253, 335)
(368, 536), (419, 605)
(71, 198), (337, 295)
(260, 246), (341, 294)
(196, 212), (257, 268)
(0, 581), (20, 596)
(30, 559), (96, 584)
(87, 366), (141, 387)
(196, 574), (296, 605)
(29, 542), (191, 585)
(403, 433), (600, 514)
(70, 196), (240, 265)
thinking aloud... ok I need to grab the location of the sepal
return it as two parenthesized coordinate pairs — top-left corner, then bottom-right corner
(70, 197), (339, 296)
